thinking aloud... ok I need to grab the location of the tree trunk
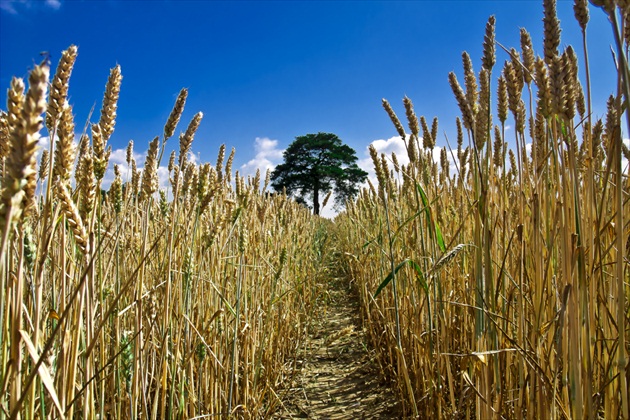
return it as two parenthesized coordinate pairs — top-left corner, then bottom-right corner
(313, 180), (320, 215)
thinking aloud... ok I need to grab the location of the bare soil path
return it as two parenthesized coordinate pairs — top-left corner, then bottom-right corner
(275, 281), (401, 419)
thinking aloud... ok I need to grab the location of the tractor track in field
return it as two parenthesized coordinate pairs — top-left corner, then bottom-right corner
(274, 281), (401, 419)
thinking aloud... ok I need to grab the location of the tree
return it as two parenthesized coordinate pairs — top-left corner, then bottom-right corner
(270, 133), (367, 215)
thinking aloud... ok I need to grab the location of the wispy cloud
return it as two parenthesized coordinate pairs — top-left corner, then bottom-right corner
(45, 0), (60, 10)
(0, 0), (18, 14)
(240, 137), (284, 178)
(1, 0), (62, 14)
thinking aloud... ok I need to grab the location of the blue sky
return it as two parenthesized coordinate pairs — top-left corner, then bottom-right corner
(0, 0), (625, 214)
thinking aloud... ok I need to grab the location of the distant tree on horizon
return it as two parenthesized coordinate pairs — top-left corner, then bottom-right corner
(270, 133), (367, 215)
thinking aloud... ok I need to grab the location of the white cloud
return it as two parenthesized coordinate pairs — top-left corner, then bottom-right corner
(358, 135), (410, 185)
(38, 135), (50, 148)
(100, 146), (171, 194)
(157, 165), (170, 191)
(33, 136), (51, 180)
(240, 137), (284, 178)
(45, 0), (60, 9)
(357, 135), (459, 193)
(1, 0), (62, 13)
(319, 193), (338, 219)
(370, 136), (410, 158)
(186, 151), (199, 165)
(102, 147), (139, 185)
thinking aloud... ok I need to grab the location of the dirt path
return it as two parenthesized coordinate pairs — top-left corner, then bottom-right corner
(275, 282), (401, 419)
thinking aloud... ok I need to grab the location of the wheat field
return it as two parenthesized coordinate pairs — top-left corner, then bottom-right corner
(0, 0), (628, 419)
(0, 52), (329, 418)
(336, 0), (629, 418)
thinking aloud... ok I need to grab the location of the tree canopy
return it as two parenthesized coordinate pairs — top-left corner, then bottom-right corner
(270, 133), (367, 215)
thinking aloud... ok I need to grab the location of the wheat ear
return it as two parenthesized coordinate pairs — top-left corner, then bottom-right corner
(178, 112), (203, 167)
(140, 137), (159, 201)
(164, 88), (188, 140)
(1, 64), (49, 230)
(46, 45), (78, 131)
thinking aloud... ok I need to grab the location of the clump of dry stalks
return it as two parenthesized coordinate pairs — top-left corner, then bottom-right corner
(336, 0), (629, 418)
(0, 46), (328, 419)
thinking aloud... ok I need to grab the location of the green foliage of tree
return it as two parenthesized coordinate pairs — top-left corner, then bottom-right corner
(270, 133), (367, 215)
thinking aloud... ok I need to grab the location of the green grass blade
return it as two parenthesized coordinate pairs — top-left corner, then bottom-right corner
(374, 258), (410, 298)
